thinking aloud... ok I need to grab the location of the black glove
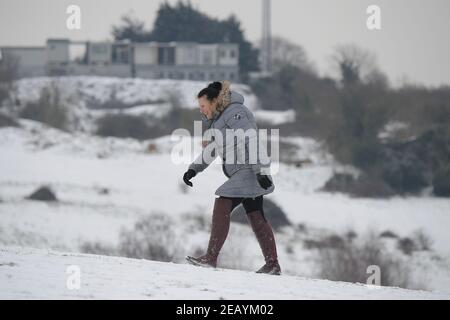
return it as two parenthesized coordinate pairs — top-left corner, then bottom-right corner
(256, 173), (272, 190)
(183, 169), (197, 187)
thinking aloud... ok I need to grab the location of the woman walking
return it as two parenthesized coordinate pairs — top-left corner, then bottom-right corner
(182, 80), (281, 275)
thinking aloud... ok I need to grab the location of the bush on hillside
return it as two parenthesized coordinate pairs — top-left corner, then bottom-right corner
(316, 232), (419, 289)
(0, 113), (18, 127)
(230, 198), (291, 231)
(19, 85), (69, 130)
(96, 113), (166, 140)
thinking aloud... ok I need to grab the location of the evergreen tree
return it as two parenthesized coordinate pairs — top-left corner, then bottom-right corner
(112, 15), (151, 42)
(111, 1), (260, 80)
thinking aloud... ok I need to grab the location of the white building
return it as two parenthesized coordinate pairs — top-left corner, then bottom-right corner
(0, 46), (46, 78)
(0, 38), (240, 81)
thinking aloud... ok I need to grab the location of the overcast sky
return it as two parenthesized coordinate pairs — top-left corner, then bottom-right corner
(1, 0), (449, 87)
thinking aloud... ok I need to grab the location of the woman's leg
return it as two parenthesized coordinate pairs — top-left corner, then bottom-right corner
(187, 196), (242, 268)
(243, 196), (281, 275)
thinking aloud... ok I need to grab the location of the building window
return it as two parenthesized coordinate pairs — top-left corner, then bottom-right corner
(188, 49), (196, 62)
(92, 44), (108, 54)
(158, 47), (175, 65)
(113, 46), (129, 64)
(203, 50), (213, 65)
(230, 49), (236, 58)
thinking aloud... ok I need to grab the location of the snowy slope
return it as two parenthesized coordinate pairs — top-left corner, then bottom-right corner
(14, 76), (259, 110)
(2, 76), (450, 296)
(1, 246), (448, 300)
(2, 119), (450, 294)
(8, 76), (295, 133)
(1, 120), (450, 253)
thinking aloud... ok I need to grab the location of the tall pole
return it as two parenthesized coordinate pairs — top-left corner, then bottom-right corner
(261, 0), (272, 74)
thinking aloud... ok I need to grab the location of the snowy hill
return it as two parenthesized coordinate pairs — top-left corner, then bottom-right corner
(1, 76), (450, 298)
(1, 118), (450, 294)
(1, 246), (448, 300)
(13, 76), (259, 110)
(5, 76), (295, 133)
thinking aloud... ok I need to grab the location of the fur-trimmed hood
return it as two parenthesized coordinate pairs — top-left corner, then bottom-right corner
(200, 90), (244, 128)
(212, 90), (244, 118)
(215, 80), (231, 113)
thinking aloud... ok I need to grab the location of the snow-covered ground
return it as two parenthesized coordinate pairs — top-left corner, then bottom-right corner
(1, 246), (448, 300)
(13, 76), (259, 111)
(6, 76), (290, 133)
(253, 109), (296, 125)
(1, 77), (450, 298)
(1, 119), (450, 294)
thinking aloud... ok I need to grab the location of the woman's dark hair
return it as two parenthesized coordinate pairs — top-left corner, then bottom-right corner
(197, 81), (222, 101)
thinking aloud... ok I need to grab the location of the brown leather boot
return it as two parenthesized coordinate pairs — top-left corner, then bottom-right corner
(247, 210), (281, 275)
(186, 197), (236, 268)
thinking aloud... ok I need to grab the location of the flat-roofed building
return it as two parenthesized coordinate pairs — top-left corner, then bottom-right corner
(134, 42), (158, 65)
(1, 38), (240, 81)
(0, 46), (46, 78)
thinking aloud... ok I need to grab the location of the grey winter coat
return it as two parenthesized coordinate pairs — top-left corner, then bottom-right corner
(188, 90), (275, 198)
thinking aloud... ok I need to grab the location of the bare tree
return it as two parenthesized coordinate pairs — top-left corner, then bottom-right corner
(331, 44), (386, 87)
(0, 51), (19, 105)
(258, 35), (316, 74)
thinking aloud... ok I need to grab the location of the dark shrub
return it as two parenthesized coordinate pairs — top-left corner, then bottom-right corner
(97, 187), (110, 195)
(303, 234), (345, 249)
(432, 166), (450, 197)
(296, 223), (308, 233)
(317, 233), (417, 289)
(322, 172), (395, 198)
(285, 245), (294, 254)
(412, 229), (433, 251)
(96, 114), (165, 140)
(0, 51), (19, 105)
(80, 241), (117, 256)
(381, 127), (450, 195)
(397, 237), (417, 255)
(324, 234), (345, 248)
(379, 230), (398, 239)
(19, 85), (68, 130)
(303, 239), (326, 250)
(26, 186), (57, 202)
(322, 173), (354, 192)
(118, 213), (180, 262)
(381, 153), (428, 194)
(0, 86), (8, 106)
(350, 172), (395, 198)
(230, 198), (291, 231)
(0, 113), (18, 127)
(345, 230), (358, 242)
(352, 139), (382, 170)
